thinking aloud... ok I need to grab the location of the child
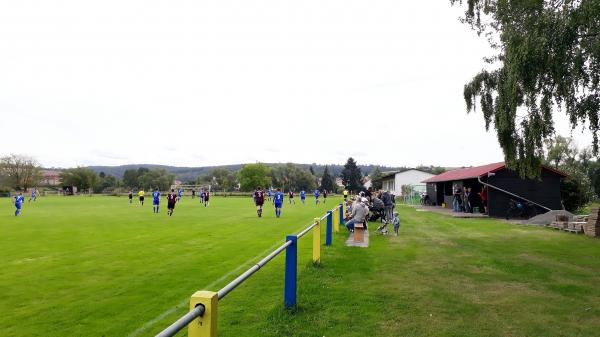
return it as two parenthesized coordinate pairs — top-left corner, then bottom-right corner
(392, 211), (400, 236)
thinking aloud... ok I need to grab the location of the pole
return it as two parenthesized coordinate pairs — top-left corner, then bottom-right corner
(326, 211), (332, 246)
(284, 235), (297, 308)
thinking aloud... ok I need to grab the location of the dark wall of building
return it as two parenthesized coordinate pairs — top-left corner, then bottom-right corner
(426, 183), (437, 205)
(487, 168), (563, 217)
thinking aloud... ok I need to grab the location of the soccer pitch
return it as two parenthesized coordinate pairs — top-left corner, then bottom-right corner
(2, 196), (600, 337)
(1, 195), (337, 336)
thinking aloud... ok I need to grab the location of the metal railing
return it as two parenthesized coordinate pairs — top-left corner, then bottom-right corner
(155, 204), (344, 337)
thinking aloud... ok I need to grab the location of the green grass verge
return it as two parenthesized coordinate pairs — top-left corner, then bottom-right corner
(1, 196), (599, 336)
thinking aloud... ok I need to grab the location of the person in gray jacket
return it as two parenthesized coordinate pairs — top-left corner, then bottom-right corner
(345, 197), (369, 232)
(381, 190), (394, 223)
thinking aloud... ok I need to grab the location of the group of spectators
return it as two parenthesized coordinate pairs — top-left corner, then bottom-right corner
(344, 187), (400, 236)
(452, 185), (488, 214)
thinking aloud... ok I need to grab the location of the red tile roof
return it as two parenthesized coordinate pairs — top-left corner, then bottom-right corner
(422, 162), (567, 183)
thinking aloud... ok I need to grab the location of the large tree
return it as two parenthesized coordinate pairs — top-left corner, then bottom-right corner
(341, 157), (363, 192)
(320, 165), (336, 192)
(369, 166), (383, 190)
(451, 0), (600, 177)
(238, 163), (272, 192)
(60, 167), (98, 192)
(207, 168), (237, 191)
(0, 154), (43, 191)
(137, 169), (174, 191)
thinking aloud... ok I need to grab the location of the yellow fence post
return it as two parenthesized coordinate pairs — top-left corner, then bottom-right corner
(333, 208), (340, 233)
(313, 218), (321, 264)
(189, 291), (218, 337)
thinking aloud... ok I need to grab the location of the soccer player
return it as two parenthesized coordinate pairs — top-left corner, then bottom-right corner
(204, 190), (210, 207)
(200, 189), (205, 204)
(343, 189), (349, 201)
(192, 189), (196, 199)
(128, 190), (133, 204)
(167, 189), (177, 216)
(300, 190), (306, 204)
(267, 188), (272, 202)
(288, 190), (295, 204)
(314, 189), (320, 205)
(177, 188), (183, 202)
(138, 189), (145, 205)
(14, 192), (25, 216)
(152, 188), (161, 213)
(323, 190), (328, 204)
(253, 186), (265, 217)
(273, 188), (284, 217)
(29, 188), (37, 202)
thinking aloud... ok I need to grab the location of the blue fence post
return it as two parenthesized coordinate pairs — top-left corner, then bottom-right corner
(326, 211), (333, 246)
(284, 235), (297, 308)
(339, 203), (344, 225)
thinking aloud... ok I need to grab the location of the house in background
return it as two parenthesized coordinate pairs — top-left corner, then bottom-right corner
(41, 170), (61, 186)
(422, 162), (567, 217)
(375, 169), (435, 196)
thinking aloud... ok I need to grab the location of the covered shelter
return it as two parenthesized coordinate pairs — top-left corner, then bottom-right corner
(422, 162), (567, 218)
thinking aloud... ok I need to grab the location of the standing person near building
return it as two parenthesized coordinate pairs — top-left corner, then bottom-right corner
(14, 192), (25, 216)
(273, 188), (284, 217)
(462, 187), (469, 212)
(128, 190), (133, 204)
(479, 186), (488, 214)
(288, 190), (295, 204)
(300, 190), (306, 204)
(138, 189), (145, 205)
(152, 188), (161, 213)
(466, 187), (475, 213)
(254, 186), (265, 217)
(167, 189), (177, 216)
(382, 190), (394, 223)
(452, 188), (462, 212)
(314, 188), (320, 205)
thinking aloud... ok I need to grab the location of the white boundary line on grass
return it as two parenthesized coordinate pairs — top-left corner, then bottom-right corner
(127, 220), (315, 337)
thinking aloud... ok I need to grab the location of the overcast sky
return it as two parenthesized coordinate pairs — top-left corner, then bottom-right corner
(0, 0), (594, 169)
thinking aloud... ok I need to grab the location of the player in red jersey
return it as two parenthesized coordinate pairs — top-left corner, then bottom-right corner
(253, 186), (265, 217)
(167, 189), (177, 216)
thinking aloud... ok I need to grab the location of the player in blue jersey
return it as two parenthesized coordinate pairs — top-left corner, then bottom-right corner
(29, 188), (37, 202)
(14, 192), (25, 216)
(300, 190), (306, 204)
(152, 188), (161, 213)
(200, 189), (205, 204)
(267, 188), (272, 202)
(314, 189), (320, 205)
(273, 188), (284, 217)
(177, 188), (183, 202)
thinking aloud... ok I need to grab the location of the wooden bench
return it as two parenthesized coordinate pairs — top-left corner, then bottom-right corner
(354, 222), (365, 242)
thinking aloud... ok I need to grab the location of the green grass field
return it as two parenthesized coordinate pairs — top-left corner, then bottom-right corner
(1, 196), (599, 337)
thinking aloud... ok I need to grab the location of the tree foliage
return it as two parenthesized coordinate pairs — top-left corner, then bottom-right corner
(238, 163), (272, 192)
(341, 157), (363, 192)
(270, 163), (316, 192)
(137, 169), (175, 191)
(451, 0), (600, 177)
(61, 167), (98, 192)
(369, 166), (383, 190)
(320, 165), (336, 192)
(206, 168), (237, 191)
(0, 154), (42, 191)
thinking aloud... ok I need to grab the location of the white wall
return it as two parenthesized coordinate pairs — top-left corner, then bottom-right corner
(381, 169), (435, 196)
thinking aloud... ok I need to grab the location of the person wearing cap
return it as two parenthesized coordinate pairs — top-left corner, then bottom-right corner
(345, 197), (369, 232)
